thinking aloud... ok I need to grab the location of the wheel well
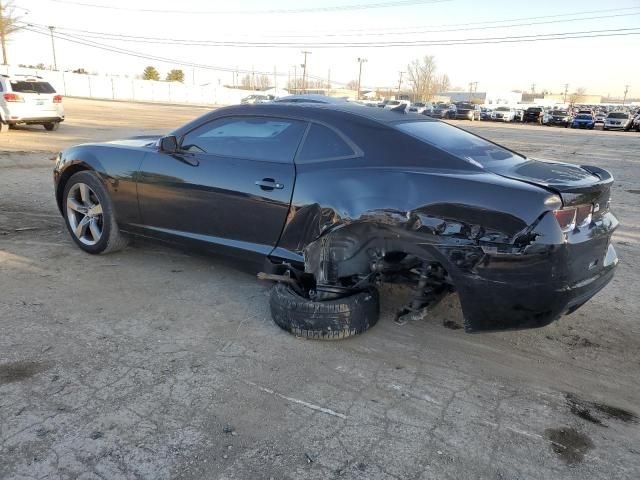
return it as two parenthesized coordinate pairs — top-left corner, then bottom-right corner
(56, 164), (91, 213)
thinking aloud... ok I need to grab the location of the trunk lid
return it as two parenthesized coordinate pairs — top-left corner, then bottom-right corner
(487, 159), (613, 209)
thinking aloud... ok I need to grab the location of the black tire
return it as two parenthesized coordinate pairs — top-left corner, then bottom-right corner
(270, 283), (379, 340)
(62, 171), (128, 254)
(44, 122), (60, 131)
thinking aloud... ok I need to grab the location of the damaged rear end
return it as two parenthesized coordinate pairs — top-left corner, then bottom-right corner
(271, 114), (619, 334)
(456, 160), (618, 331)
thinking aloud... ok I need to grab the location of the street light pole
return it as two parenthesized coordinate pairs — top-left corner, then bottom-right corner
(356, 57), (367, 100)
(397, 71), (404, 96)
(48, 25), (57, 71)
(301, 50), (311, 93)
(622, 85), (630, 106)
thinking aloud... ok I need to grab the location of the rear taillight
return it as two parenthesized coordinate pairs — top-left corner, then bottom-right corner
(3, 93), (24, 102)
(53, 95), (63, 103)
(553, 204), (593, 233)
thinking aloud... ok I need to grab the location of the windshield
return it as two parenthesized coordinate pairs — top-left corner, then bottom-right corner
(395, 121), (524, 168)
(527, 108), (542, 112)
(386, 101), (400, 106)
(496, 107), (510, 112)
(551, 111), (566, 115)
(10, 81), (56, 94)
(413, 103), (425, 107)
(608, 112), (628, 119)
(575, 114), (592, 120)
(456, 103), (473, 109)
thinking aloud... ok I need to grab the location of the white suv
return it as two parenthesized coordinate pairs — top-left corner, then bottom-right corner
(0, 74), (65, 133)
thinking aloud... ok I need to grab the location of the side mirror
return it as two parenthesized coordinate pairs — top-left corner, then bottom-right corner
(159, 135), (178, 153)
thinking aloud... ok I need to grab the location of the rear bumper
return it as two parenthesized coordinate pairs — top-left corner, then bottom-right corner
(448, 211), (619, 332)
(6, 116), (65, 125)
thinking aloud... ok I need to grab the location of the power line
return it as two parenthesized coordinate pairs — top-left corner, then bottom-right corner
(21, 26), (363, 88)
(22, 8), (640, 42)
(42, 0), (450, 15)
(22, 24), (640, 48)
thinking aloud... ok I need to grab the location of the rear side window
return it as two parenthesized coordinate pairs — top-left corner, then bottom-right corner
(395, 121), (525, 168)
(181, 116), (306, 163)
(10, 81), (56, 93)
(297, 123), (356, 162)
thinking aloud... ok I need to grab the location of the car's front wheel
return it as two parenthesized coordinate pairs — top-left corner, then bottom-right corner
(62, 171), (128, 254)
(44, 122), (60, 131)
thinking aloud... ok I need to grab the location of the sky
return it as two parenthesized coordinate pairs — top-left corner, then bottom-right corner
(7, 0), (640, 97)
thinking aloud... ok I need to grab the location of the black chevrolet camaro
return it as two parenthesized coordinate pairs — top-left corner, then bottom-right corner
(53, 101), (619, 339)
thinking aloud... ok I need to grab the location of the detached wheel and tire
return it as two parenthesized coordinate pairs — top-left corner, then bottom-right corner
(270, 283), (379, 340)
(44, 122), (60, 131)
(63, 171), (128, 254)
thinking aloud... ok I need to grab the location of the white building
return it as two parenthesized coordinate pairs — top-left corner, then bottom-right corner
(440, 90), (523, 106)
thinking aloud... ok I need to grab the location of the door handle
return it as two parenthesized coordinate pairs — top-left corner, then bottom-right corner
(255, 178), (284, 190)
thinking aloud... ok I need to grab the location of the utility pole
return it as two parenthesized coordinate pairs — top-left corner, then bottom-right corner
(622, 85), (630, 106)
(468, 81), (478, 101)
(397, 71), (404, 96)
(0, 0), (8, 65)
(48, 25), (57, 71)
(327, 69), (331, 93)
(301, 50), (311, 93)
(293, 65), (297, 93)
(273, 65), (277, 92)
(356, 57), (367, 100)
(530, 83), (536, 94)
(563, 83), (569, 103)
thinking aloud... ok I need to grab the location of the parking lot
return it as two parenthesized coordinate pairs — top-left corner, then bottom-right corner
(1, 98), (639, 479)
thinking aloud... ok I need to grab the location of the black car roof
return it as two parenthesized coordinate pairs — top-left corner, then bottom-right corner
(172, 102), (435, 138)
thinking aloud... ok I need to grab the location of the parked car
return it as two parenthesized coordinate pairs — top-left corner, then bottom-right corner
(241, 94), (274, 104)
(624, 113), (640, 132)
(603, 112), (632, 130)
(452, 102), (481, 121)
(480, 107), (493, 120)
(0, 74), (64, 132)
(570, 113), (595, 129)
(53, 103), (618, 338)
(547, 110), (572, 127)
(426, 103), (451, 119)
(514, 109), (524, 122)
(491, 106), (516, 122)
(594, 112), (606, 124)
(523, 106), (544, 124)
(408, 102), (431, 114)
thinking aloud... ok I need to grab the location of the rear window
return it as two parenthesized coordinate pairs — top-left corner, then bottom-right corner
(575, 114), (592, 120)
(608, 112), (628, 119)
(9, 81), (56, 94)
(527, 107), (542, 112)
(395, 121), (524, 168)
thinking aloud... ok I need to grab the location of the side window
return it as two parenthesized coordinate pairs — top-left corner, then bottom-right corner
(297, 123), (356, 162)
(181, 116), (306, 163)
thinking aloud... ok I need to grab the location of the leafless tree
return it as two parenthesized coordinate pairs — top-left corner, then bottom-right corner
(346, 79), (359, 90)
(568, 87), (587, 106)
(406, 55), (442, 101)
(0, 0), (23, 65)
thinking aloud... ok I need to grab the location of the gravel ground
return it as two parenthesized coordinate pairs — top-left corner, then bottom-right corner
(1, 98), (639, 480)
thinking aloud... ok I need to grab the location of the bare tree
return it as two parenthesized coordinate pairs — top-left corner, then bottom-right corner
(346, 79), (359, 90)
(255, 74), (271, 89)
(568, 87), (587, 106)
(436, 73), (451, 94)
(406, 55), (440, 101)
(0, 0), (23, 65)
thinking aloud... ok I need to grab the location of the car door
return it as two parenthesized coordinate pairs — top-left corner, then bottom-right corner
(137, 115), (307, 259)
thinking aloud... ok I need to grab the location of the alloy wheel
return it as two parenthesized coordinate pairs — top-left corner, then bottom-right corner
(66, 183), (104, 246)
